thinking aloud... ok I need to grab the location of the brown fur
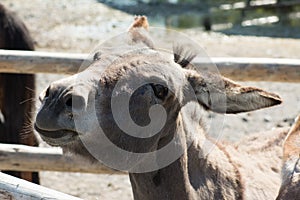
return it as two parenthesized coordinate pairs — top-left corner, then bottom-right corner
(0, 3), (39, 184)
(277, 115), (300, 200)
(213, 140), (245, 199)
(130, 16), (149, 30)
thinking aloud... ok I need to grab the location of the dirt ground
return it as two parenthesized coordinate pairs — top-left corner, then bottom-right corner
(1, 0), (300, 199)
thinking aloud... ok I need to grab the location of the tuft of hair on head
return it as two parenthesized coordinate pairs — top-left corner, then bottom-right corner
(130, 15), (149, 30)
(173, 44), (197, 68)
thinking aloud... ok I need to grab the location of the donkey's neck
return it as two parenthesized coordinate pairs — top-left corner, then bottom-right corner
(129, 142), (243, 200)
(129, 146), (196, 200)
(129, 104), (243, 200)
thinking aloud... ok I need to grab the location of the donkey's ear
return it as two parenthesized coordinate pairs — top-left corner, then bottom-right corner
(128, 16), (154, 49)
(186, 70), (282, 113)
(129, 15), (149, 30)
(278, 115), (300, 199)
(283, 115), (300, 163)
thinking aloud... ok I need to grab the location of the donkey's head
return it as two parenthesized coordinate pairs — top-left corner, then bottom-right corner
(35, 16), (281, 170)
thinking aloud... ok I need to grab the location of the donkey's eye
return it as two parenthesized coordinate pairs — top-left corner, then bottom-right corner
(151, 84), (168, 100)
(93, 51), (102, 61)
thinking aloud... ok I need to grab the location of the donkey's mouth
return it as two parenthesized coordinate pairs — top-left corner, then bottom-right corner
(34, 123), (79, 146)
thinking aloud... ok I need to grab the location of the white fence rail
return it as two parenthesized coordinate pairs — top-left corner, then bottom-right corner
(0, 143), (125, 199)
(0, 143), (124, 174)
(0, 50), (299, 82)
(0, 172), (82, 200)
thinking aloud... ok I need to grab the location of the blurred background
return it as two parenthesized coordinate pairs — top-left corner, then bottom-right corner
(99, 0), (300, 38)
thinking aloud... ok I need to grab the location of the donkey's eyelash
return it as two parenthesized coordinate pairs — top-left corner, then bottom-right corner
(150, 84), (168, 100)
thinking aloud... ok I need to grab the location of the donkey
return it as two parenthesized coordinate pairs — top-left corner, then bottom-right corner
(35, 16), (287, 199)
(276, 115), (300, 200)
(0, 3), (39, 184)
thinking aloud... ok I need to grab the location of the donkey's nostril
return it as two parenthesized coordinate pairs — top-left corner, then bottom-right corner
(39, 86), (51, 102)
(45, 86), (50, 98)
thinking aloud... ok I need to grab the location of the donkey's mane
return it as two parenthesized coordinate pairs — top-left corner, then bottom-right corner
(173, 44), (197, 68)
